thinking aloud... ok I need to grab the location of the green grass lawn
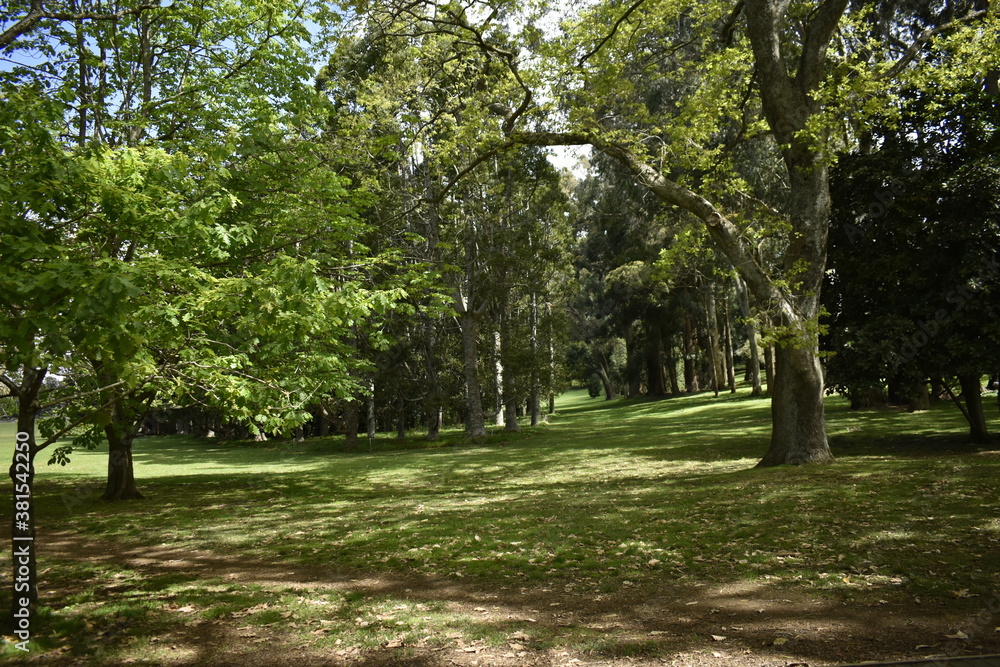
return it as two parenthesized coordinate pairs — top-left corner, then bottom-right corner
(1, 389), (999, 664)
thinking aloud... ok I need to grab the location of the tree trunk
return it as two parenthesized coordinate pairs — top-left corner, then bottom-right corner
(763, 344), (775, 395)
(645, 321), (666, 396)
(624, 322), (642, 398)
(102, 425), (143, 501)
(366, 377), (377, 441)
(499, 304), (521, 432)
(9, 377), (40, 638)
(529, 294), (542, 426)
(756, 344), (834, 466)
(722, 293), (736, 394)
(958, 373), (990, 443)
(664, 332), (681, 395)
(493, 330), (505, 427)
(683, 314), (698, 393)
(735, 277), (763, 396)
(461, 309), (487, 438)
(102, 392), (145, 501)
(344, 400), (360, 448)
(317, 404), (330, 437)
(592, 347), (616, 400)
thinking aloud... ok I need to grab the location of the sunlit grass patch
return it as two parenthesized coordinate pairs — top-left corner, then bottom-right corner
(2, 387), (999, 663)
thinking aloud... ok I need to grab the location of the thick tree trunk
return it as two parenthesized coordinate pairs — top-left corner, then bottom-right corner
(958, 374), (990, 443)
(103, 426), (143, 501)
(9, 383), (40, 637)
(756, 344), (834, 466)
(344, 400), (360, 448)
(461, 310), (487, 438)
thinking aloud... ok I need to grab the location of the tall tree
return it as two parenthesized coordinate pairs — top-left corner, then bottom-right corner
(350, 0), (995, 465)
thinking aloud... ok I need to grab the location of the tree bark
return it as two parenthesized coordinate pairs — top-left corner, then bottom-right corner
(592, 347), (616, 400)
(735, 277), (763, 396)
(460, 309), (487, 438)
(664, 332), (681, 395)
(102, 423), (144, 501)
(8, 370), (43, 635)
(958, 374), (990, 443)
(344, 400), (360, 448)
(102, 390), (147, 501)
(529, 293), (542, 426)
(756, 344), (833, 466)
(722, 291), (737, 394)
(366, 377), (377, 441)
(493, 329), (505, 427)
(624, 322), (642, 398)
(645, 321), (666, 396)
(702, 282), (721, 397)
(683, 313), (699, 393)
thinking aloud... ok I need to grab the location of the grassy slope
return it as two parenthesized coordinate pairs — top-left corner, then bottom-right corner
(1, 389), (999, 663)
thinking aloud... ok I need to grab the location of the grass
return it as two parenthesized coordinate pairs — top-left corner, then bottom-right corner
(1, 388), (999, 664)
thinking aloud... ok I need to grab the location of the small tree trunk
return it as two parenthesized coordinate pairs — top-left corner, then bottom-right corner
(624, 322), (642, 398)
(645, 321), (666, 396)
(366, 377), (377, 440)
(736, 277), (763, 397)
(756, 344), (834, 466)
(461, 309), (487, 438)
(722, 292), (737, 394)
(700, 283), (720, 396)
(958, 374), (990, 443)
(664, 332), (680, 395)
(493, 330), (505, 427)
(683, 314), (698, 393)
(763, 344), (775, 395)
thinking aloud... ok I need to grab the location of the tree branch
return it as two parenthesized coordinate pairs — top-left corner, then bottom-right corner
(511, 130), (797, 322)
(0, 1), (168, 50)
(880, 8), (988, 81)
(578, 0), (648, 66)
(796, 0), (849, 93)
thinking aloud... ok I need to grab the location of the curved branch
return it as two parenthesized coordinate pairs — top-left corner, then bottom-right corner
(577, 0), (649, 66)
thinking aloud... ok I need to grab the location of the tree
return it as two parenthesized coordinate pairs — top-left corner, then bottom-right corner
(824, 81), (1000, 442)
(1, 0), (411, 629)
(349, 0), (995, 465)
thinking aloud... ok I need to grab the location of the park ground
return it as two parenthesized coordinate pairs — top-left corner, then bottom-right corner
(1, 388), (999, 666)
